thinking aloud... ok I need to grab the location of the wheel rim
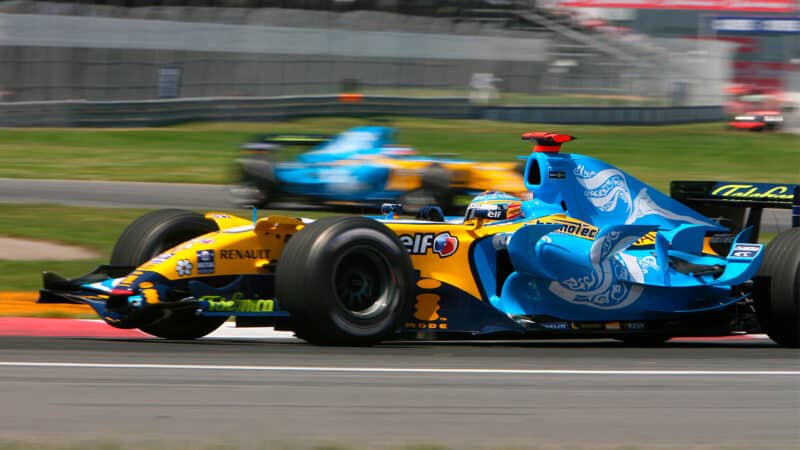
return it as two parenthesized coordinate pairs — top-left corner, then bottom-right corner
(332, 245), (397, 320)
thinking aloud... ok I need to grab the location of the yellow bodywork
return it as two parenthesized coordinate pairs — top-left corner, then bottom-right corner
(379, 218), (532, 300)
(333, 156), (527, 198)
(132, 213), (307, 299)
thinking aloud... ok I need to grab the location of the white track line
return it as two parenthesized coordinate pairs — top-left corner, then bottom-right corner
(0, 361), (797, 376)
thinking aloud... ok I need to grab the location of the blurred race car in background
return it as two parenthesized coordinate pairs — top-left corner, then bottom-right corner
(40, 132), (800, 347)
(728, 111), (785, 132)
(230, 126), (527, 212)
(724, 84), (787, 132)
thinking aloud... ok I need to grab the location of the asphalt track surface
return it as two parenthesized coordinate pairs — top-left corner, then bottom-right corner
(0, 334), (798, 449)
(0, 178), (793, 232)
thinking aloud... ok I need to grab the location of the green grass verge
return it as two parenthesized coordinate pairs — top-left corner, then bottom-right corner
(0, 118), (797, 192)
(0, 204), (333, 291)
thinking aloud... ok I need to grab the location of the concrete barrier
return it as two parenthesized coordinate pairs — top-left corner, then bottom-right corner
(0, 96), (723, 127)
(481, 105), (724, 125)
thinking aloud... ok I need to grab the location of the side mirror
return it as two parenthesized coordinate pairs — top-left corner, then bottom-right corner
(381, 203), (404, 218)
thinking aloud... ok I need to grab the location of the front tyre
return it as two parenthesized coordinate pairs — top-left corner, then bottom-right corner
(754, 228), (800, 348)
(110, 209), (228, 340)
(276, 216), (414, 346)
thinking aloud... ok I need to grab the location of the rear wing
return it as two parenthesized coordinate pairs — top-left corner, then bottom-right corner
(670, 181), (799, 240)
(240, 133), (332, 152)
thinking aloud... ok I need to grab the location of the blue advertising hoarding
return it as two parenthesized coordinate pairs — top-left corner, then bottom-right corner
(711, 16), (800, 33)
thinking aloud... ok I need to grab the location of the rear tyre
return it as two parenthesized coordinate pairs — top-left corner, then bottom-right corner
(753, 227), (800, 348)
(401, 165), (454, 214)
(422, 165), (454, 212)
(110, 209), (228, 339)
(400, 189), (439, 214)
(232, 155), (277, 208)
(276, 216), (414, 346)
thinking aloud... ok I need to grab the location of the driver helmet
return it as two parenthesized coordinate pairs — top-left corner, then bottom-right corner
(465, 191), (523, 221)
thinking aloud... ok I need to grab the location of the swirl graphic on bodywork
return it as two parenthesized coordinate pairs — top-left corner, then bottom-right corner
(575, 167), (632, 214)
(639, 255), (659, 273)
(626, 188), (719, 226)
(548, 230), (643, 309)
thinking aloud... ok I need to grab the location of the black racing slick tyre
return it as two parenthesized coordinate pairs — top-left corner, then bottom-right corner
(753, 227), (800, 348)
(422, 165), (454, 212)
(275, 216), (415, 346)
(232, 155), (277, 209)
(401, 165), (454, 214)
(110, 209), (227, 340)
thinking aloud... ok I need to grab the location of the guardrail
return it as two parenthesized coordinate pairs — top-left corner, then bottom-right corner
(481, 105), (724, 124)
(0, 96), (723, 127)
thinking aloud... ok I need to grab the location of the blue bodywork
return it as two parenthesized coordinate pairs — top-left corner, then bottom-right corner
(395, 140), (764, 336)
(265, 126), (458, 202)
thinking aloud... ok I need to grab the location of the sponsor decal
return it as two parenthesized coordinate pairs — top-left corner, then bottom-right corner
(141, 288), (160, 304)
(711, 17), (800, 34)
(570, 322), (605, 330)
(149, 252), (174, 265)
(400, 233), (459, 257)
(605, 321), (622, 331)
(433, 233), (459, 257)
(219, 249), (271, 260)
(731, 243), (761, 258)
(406, 284), (448, 330)
(414, 293), (441, 321)
(212, 214), (231, 219)
(625, 321), (646, 330)
(404, 321), (448, 330)
(548, 170), (566, 179)
(176, 259), (193, 277)
(200, 293), (275, 313)
(632, 231), (658, 247)
(483, 206), (507, 220)
(197, 250), (215, 274)
(535, 216), (598, 240)
(711, 183), (794, 201)
(540, 322), (570, 330)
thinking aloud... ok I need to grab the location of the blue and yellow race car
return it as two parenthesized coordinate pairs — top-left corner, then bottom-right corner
(40, 132), (800, 347)
(231, 126), (528, 211)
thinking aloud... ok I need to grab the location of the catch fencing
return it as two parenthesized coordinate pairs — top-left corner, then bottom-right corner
(0, 4), (734, 107)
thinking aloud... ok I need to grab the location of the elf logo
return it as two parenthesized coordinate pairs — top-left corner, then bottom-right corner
(399, 232), (459, 257)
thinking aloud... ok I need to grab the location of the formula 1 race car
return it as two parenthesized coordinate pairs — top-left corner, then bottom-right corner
(728, 111), (785, 132)
(39, 132), (800, 347)
(230, 126), (527, 212)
